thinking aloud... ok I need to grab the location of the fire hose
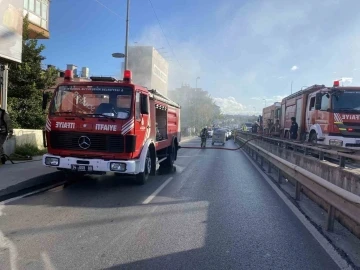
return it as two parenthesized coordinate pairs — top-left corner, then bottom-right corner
(178, 137), (259, 151)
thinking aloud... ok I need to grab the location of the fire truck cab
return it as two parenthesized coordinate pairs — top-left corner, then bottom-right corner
(281, 81), (360, 149)
(42, 70), (181, 184)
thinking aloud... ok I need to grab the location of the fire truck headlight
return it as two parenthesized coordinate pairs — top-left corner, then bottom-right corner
(110, 162), (126, 172)
(329, 139), (343, 147)
(45, 157), (59, 166)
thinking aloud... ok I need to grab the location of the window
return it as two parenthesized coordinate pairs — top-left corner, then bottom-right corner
(41, 2), (48, 19)
(321, 95), (329, 111)
(29, 0), (35, 12)
(35, 0), (41, 16)
(309, 97), (315, 110)
(117, 95), (132, 109)
(135, 92), (141, 121)
(24, 0), (49, 30)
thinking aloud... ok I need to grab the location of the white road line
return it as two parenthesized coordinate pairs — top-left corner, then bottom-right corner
(242, 149), (353, 270)
(142, 177), (173, 205)
(41, 252), (56, 270)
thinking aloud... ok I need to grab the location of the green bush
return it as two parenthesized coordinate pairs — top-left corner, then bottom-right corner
(13, 143), (47, 157)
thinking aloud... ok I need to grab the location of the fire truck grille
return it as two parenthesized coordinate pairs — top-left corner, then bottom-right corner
(50, 132), (125, 153)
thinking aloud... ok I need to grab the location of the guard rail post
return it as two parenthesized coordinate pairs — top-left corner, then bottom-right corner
(326, 206), (335, 232)
(339, 156), (346, 168)
(319, 152), (324, 161)
(295, 182), (301, 201)
(278, 169), (282, 184)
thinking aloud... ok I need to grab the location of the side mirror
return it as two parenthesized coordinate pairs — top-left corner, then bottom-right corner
(140, 94), (149, 114)
(42, 92), (49, 110)
(315, 93), (322, 110)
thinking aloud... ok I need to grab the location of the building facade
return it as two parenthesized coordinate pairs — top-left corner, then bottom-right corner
(1, 0), (51, 109)
(23, 0), (50, 39)
(127, 46), (169, 97)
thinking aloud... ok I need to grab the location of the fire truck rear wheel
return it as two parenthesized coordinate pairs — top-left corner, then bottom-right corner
(309, 132), (317, 145)
(135, 150), (152, 185)
(160, 143), (176, 169)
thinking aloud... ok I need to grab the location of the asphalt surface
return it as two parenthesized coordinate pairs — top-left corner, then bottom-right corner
(0, 138), (339, 270)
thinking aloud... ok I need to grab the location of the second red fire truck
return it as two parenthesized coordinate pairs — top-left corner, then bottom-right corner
(261, 80), (360, 149)
(42, 69), (181, 184)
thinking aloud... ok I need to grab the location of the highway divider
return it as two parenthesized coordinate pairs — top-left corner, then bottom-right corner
(236, 132), (360, 168)
(235, 134), (360, 236)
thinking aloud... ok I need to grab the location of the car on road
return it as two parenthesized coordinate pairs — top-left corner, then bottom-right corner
(212, 128), (227, 146)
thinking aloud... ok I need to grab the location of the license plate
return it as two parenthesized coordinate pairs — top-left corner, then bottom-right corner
(71, 165), (93, 172)
(356, 140), (360, 144)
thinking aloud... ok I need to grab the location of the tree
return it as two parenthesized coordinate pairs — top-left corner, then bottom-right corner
(169, 84), (222, 131)
(7, 15), (58, 129)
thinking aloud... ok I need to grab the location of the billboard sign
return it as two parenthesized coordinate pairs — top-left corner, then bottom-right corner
(0, 0), (23, 63)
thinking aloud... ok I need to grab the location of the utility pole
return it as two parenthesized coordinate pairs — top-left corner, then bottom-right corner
(0, 64), (9, 111)
(124, 0), (130, 70)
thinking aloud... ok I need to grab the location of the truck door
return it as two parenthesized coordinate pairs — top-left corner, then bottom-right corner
(296, 98), (303, 135)
(134, 91), (150, 146)
(306, 94), (316, 132)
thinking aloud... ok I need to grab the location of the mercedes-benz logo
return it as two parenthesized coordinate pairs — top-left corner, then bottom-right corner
(78, 136), (91, 149)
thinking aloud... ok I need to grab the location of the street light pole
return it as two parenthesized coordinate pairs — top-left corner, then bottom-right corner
(124, 0), (130, 70)
(196, 76), (200, 90)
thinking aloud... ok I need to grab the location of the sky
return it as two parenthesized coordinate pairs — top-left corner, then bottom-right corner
(40, 0), (360, 115)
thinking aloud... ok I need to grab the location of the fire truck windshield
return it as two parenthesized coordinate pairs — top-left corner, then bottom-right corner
(332, 91), (360, 112)
(50, 85), (133, 119)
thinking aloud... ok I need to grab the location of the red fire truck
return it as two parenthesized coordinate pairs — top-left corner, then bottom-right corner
(42, 69), (181, 184)
(280, 81), (360, 149)
(262, 102), (281, 134)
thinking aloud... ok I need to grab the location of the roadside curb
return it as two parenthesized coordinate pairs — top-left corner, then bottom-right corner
(0, 171), (65, 202)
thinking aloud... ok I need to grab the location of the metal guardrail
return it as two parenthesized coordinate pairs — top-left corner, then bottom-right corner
(235, 134), (360, 232)
(236, 131), (360, 168)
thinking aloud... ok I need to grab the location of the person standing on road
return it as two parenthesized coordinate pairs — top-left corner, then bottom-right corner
(290, 117), (298, 140)
(0, 105), (13, 164)
(200, 126), (208, 147)
(252, 121), (259, 133)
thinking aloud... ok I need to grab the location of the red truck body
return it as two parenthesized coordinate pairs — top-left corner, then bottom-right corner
(42, 70), (181, 184)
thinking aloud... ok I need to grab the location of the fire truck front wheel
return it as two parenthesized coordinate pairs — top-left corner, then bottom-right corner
(135, 150), (152, 185)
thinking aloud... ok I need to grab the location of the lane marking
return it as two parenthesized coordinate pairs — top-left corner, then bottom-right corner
(0, 205), (19, 270)
(49, 186), (63, 193)
(242, 149), (353, 270)
(142, 177), (173, 205)
(41, 252), (56, 270)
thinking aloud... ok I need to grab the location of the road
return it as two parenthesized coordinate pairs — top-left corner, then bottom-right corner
(0, 138), (340, 270)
